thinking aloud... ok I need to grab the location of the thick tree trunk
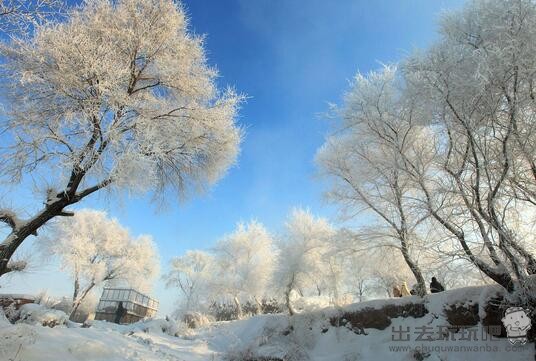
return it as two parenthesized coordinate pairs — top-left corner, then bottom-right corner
(70, 282), (95, 320)
(428, 207), (516, 292)
(0, 196), (75, 277)
(0, 176), (111, 278)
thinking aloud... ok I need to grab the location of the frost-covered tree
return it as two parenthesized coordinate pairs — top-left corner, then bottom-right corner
(401, 0), (536, 294)
(274, 208), (335, 315)
(40, 209), (159, 317)
(212, 221), (275, 318)
(0, 0), (243, 277)
(316, 66), (428, 296)
(165, 250), (215, 316)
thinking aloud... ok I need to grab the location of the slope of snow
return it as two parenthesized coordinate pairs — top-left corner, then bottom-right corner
(0, 285), (533, 361)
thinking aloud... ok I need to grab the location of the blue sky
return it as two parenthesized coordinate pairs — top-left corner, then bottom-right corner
(1, 0), (465, 316)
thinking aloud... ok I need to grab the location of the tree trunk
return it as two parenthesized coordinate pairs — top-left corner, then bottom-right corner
(254, 296), (262, 315)
(70, 282), (95, 320)
(233, 296), (243, 319)
(0, 174), (111, 278)
(285, 288), (295, 316)
(400, 236), (426, 296)
(73, 275), (80, 302)
(285, 275), (297, 316)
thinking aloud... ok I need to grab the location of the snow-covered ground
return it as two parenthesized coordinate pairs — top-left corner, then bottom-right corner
(1, 286), (534, 360)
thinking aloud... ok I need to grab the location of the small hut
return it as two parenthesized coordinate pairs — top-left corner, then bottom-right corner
(94, 288), (158, 324)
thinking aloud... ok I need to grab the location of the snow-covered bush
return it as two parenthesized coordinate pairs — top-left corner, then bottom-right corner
(0, 308), (10, 326)
(182, 312), (214, 329)
(17, 304), (68, 327)
(3, 302), (19, 323)
(292, 296), (332, 313)
(208, 298), (284, 321)
(136, 319), (188, 337)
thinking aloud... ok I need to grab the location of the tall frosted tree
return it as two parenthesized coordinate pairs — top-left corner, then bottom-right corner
(40, 209), (159, 317)
(0, 0), (243, 276)
(274, 208), (335, 315)
(212, 221), (275, 318)
(316, 66), (428, 296)
(165, 250), (215, 316)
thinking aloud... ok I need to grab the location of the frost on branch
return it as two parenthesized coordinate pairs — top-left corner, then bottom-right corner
(0, 209), (21, 230)
(0, 0), (64, 35)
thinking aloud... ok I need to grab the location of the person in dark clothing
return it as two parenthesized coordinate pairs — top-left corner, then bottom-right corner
(114, 301), (127, 324)
(430, 277), (445, 293)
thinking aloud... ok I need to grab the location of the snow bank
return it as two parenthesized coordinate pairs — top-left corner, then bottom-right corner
(86, 317), (188, 337)
(293, 295), (332, 312)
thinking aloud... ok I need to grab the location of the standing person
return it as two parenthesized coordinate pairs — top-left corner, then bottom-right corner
(400, 281), (411, 296)
(114, 301), (127, 324)
(393, 285), (402, 298)
(430, 277), (445, 293)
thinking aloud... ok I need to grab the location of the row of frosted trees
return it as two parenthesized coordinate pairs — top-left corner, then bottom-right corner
(164, 209), (488, 319)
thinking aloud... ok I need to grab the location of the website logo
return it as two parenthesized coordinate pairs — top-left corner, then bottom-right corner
(501, 307), (532, 345)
